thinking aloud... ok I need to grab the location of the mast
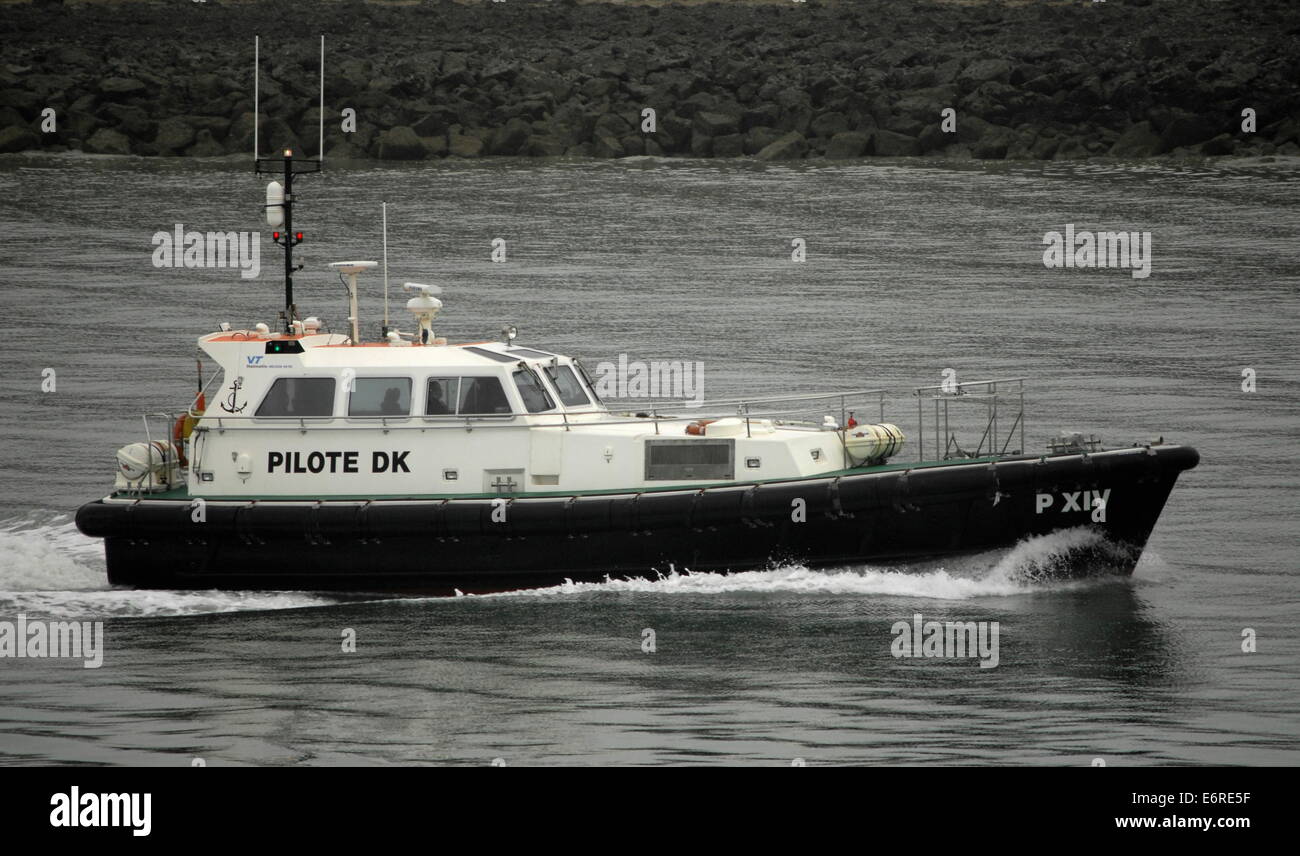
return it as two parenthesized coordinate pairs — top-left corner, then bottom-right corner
(253, 37), (325, 334)
(258, 151), (320, 333)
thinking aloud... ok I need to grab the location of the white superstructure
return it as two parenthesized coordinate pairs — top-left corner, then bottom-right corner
(184, 317), (897, 498)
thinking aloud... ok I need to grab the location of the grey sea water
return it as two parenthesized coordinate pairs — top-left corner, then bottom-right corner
(0, 154), (1296, 765)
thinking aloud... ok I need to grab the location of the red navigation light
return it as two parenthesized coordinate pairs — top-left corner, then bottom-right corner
(272, 231), (281, 240)
(295, 231), (303, 241)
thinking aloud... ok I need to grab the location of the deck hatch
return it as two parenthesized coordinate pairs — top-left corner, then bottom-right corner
(462, 346), (520, 363)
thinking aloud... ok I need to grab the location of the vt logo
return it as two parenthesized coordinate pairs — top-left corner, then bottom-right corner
(246, 355), (265, 366)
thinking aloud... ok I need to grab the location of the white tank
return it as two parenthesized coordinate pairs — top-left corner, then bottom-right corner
(844, 423), (906, 465)
(116, 441), (179, 482)
(266, 181), (284, 227)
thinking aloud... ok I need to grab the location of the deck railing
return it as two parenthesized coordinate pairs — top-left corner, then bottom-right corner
(166, 381), (1030, 467)
(194, 388), (892, 440)
(913, 377), (1026, 462)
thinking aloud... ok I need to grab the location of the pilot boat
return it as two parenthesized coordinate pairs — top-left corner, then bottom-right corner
(74, 150), (1199, 593)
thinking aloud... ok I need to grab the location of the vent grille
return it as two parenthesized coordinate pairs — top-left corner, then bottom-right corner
(645, 439), (734, 481)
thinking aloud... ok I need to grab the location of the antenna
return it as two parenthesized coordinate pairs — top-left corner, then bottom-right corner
(318, 35), (325, 160)
(253, 36), (259, 160)
(382, 202), (390, 333)
(330, 261), (378, 345)
(255, 37), (323, 334)
(403, 282), (443, 346)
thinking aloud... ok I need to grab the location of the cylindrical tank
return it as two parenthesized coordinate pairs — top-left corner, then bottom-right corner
(116, 441), (179, 482)
(844, 423), (906, 465)
(266, 181), (284, 227)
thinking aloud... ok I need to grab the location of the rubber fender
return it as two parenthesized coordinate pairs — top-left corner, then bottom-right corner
(567, 495), (615, 535)
(991, 458), (1037, 494)
(694, 486), (749, 527)
(309, 503), (359, 543)
(750, 480), (813, 520)
(907, 464), (980, 500)
(243, 504), (313, 543)
(439, 500), (491, 537)
(836, 472), (882, 512)
(826, 477), (845, 518)
(505, 497), (568, 536)
(635, 490), (691, 531)
(73, 501), (118, 538)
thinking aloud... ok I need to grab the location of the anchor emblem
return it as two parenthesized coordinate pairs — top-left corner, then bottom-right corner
(220, 378), (246, 413)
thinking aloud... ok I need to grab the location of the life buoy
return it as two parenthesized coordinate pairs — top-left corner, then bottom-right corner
(170, 393), (206, 468)
(171, 416), (189, 467)
(685, 419), (717, 436)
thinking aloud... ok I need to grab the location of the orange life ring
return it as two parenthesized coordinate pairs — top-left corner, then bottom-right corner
(171, 415), (189, 467)
(171, 394), (204, 468)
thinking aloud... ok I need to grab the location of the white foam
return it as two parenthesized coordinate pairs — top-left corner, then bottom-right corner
(0, 514), (340, 618)
(0, 589), (340, 620)
(471, 526), (1132, 601)
(0, 514), (107, 592)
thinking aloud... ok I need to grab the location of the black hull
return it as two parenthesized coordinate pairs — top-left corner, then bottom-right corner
(75, 445), (1199, 594)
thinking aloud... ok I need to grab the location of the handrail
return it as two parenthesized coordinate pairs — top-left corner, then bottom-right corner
(188, 370), (226, 417)
(913, 377), (1027, 394)
(614, 388), (889, 409)
(913, 378), (1026, 462)
(192, 385), (894, 432)
(198, 411), (845, 433)
(145, 375), (1036, 473)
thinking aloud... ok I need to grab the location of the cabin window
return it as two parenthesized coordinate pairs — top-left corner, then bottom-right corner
(458, 376), (511, 415)
(349, 377), (411, 417)
(425, 377), (460, 415)
(512, 368), (555, 413)
(574, 359), (602, 404)
(255, 377), (336, 417)
(644, 439), (735, 480)
(544, 364), (590, 407)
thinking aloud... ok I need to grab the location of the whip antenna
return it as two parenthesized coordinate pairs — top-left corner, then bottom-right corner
(253, 36), (259, 160)
(382, 202), (390, 334)
(319, 35), (325, 160)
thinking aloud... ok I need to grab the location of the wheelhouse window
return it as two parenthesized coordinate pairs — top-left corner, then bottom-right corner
(512, 368), (555, 413)
(425, 377), (460, 415)
(348, 377), (411, 417)
(544, 364), (590, 407)
(458, 376), (511, 415)
(574, 359), (602, 404)
(255, 377), (336, 417)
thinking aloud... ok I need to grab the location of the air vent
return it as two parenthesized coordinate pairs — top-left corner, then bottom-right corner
(645, 439), (734, 481)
